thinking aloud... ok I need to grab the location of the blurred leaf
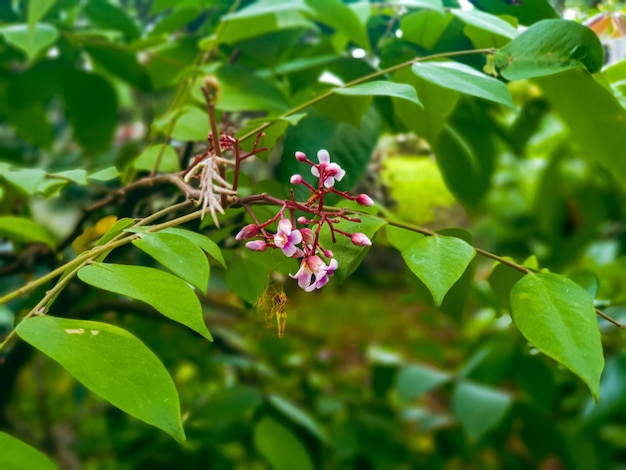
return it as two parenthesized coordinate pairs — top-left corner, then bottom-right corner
(536, 69), (626, 188)
(412, 61), (513, 108)
(453, 381), (512, 442)
(582, 354), (626, 423)
(84, 43), (152, 90)
(450, 8), (518, 39)
(495, 20), (604, 80)
(133, 144), (180, 173)
(28, 0), (55, 31)
(254, 417), (314, 470)
(133, 232), (210, 294)
(0, 23), (58, 60)
(1, 167), (46, 195)
(84, 0), (141, 42)
(215, 65), (290, 113)
(72, 215), (119, 253)
(0, 216), (55, 247)
(401, 234), (476, 306)
(160, 227), (226, 268)
(16, 317), (186, 442)
(0, 432), (56, 470)
(315, 93), (371, 127)
(78, 263), (212, 340)
(169, 107), (208, 141)
(334, 81), (422, 107)
(305, 0), (370, 50)
(396, 364), (451, 401)
(510, 272), (603, 400)
(95, 218), (135, 246)
(150, 8), (200, 36)
(268, 394), (327, 442)
(469, 0), (557, 25)
(145, 37), (197, 89)
(401, 10), (450, 49)
(201, 385), (264, 422)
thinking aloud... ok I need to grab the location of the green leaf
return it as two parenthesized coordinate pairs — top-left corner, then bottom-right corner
(450, 8), (518, 39)
(1, 167), (47, 195)
(84, 43), (152, 91)
(168, 107), (208, 142)
(133, 144), (180, 173)
(0, 216), (55, 247)
(77, 263), (212, 340)
(215, 65), (290, 113)
(494, 19), (604, 80)
(401, 10), (451, 49)
(133, 232), (210, 294)
(470, 0), (557, 25)
(400, 234), (476, 306)
(334, 81), (422, 107)
(395, 364), (450, 402)
(268, 394), (327, 442)
(254, 417), (314, 470)
(200, 385), (264, 422)
(84, 0), (140, 42)
(0, 24), (59, 60)
(535, 69), (626, 188)
(411, 61), (513, 108)
(159, 227), (226, 269)
(510, 272), (603, 400)
(305, 0), (370, 50)
(28, 0), (55, 31)
(453, 381), (512, 442)
(315, 93), (371, 128)
(0, 432), (57, 470)
(16, 317), (186, 442)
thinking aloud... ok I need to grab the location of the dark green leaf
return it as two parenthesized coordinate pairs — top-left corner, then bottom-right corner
(215, 65), (290, 113)
(0, 24), (58, 60)
(254, 417), (314, 470)
(412, 61), (513, 108)
(401, 234), (476, 306)
(315, 92), (372, 127)
(401, 10), (450, 49)
(268, 394), (327, 441)
(582, 354), (626, 423)
(469, 0), (557, 26)
(494, 19), (604, 80)
(84, 43), (152, 90)
(16, 317), (186, 442)
(334, 81), (422, 107)
(77, 263), (212, 340)
(453, 381), (512, 442)
(200, 385), (264, 422)
(510, 272), (603, 400)
(305, 0), (370, 50)
(0, 432), (57, 470)
(396, 364), (450, 401)
(133, 232), (210, 294)
(0, 216), (55, 247)
(84, 0), (140, 42)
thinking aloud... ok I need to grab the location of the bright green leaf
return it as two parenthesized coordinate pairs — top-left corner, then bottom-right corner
(16, 317), (186, 442)
(0, 24), (58, 60)
(450, 8), (518, 39)
(334, 81), (422, 107)
(254, 417), (314, 470)
(133, 232), (210, 294)
(510, 272), (603, 400)
(0, 216), (55, 247)
(305, 0), (370, 50)
(396, 364), (450, 402)
(412, 61), (513, 108)
(28, 0), (55, 32)
(169, 107), (208, 142)
(159, 227), (226, 268)
(401, 234), (476, 306)
(77, 263), (212, 340)
(0, 432), (57, 470)
(494, 19), (604, 80)
(133, 144), (180, 173)
(1, 167), (47, 195)
(453, 381), (512, 442)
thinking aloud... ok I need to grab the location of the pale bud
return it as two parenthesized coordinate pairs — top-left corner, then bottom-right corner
(290, 174), (303, 184)
(356, 193), (374, 207)
(295, 151), (307, 162)
(246, 240), (267, 251)
(297, 216), (308, 225)
(323, 249), (334, 258)
(351, 232), (372, 247)
(300, 228), (315, 245)
(235, 224), (258, 240)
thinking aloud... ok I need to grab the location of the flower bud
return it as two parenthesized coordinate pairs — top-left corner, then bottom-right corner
(300, 228), (315, 245)
(246, 240), (267, 251)
(235, 224), (259, 240)
(295, 151), (307, 162)
(356, 193), (374, 207)
(351, 232), (372, 247)
(290, 174), (303, 185)
(323, 249), (334, 258)
(297, 216), (308, 225)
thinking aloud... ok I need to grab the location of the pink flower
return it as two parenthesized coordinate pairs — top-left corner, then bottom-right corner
(235, 224), (258, 240)
(351, 232), (372, 247)
(356, 194), (374, 207)
(246, 240), (267, 251)
(274, 218), (302, 257)
(290, 255), (338, 292)
(300, 227), (315, 246)
(290, 174), (303, 184)
(295, 151), (307, 162)
(311, 149), (346, 188)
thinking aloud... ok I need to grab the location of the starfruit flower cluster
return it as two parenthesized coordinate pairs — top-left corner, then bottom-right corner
(236, 149), (374, 292)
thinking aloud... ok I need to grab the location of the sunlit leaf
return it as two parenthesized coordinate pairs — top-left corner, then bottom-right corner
(0, 216), (55, 247)
(0, 432), (57, 470)
(77, 263), (212, 340)
(16, 317), (186, 442)
(450, 8), (518, 39)
(510, 272), (603, 400)
(334, 81), (422, 107)
(160, 227), (226, 268)
(0, 23), (58, 60)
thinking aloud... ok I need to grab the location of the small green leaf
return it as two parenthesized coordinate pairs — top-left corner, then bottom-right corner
(0, 23), (58, 60)
(305, 0), (370, 50)
(412, 61), (513, 108)
(16, 317), (186, 442)
(0, 432), (57, 469)
(133, 232), (210, 294)
(133, 144), (180, 173)
(168, 107), (208, 142)
(396, 364), (450, 402)
(160, 227), (226, 268)
(254, 417), (314, 470)
(494, 19), (604, 80)
(510, 272), (603, 400)
(401, 234), (476, 306)
(334, 81), (422, 107)
(1, 167), (47, 195)
(450, 8), (518, 39)
(267, 394), (327, 442)
(200, 386), (264, 422)
(453, 381), (512, 442)
(0, 216), (55, 247)
(77, 263), (212, 340)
